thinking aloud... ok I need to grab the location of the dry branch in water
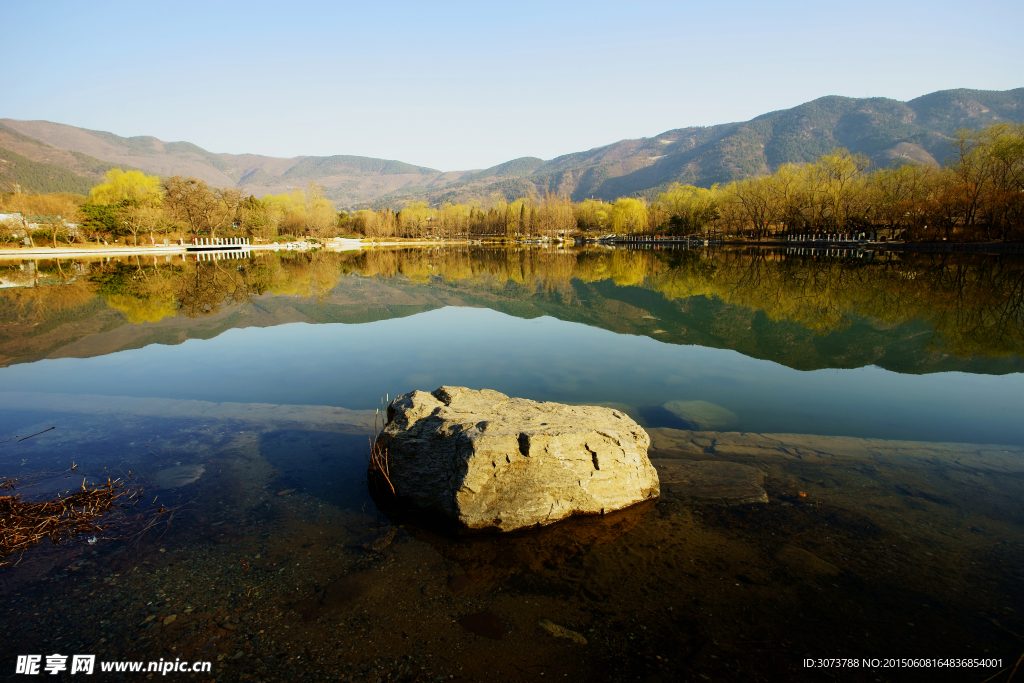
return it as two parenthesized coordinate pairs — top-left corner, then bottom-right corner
(366, 401), (396, 496)
(0, 476), (135, 567)
(368, 438), (395, 496)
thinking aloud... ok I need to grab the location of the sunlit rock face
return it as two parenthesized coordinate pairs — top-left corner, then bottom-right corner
(377, 386), (660, 532)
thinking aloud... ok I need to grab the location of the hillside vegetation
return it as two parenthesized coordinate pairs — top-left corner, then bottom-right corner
(2, 87), (1021, 207)
(0, 147), (96, 195)
(0, 122), (127, 194)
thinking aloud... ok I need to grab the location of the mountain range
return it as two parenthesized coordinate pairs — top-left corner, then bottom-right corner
(2, 87), (1022, 208)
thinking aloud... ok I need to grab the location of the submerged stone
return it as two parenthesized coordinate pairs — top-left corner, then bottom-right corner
(538, 619), (588, 644)
(661, 400), (738, 431)
(152, 464), (205, 490)
(376, 386), (660, 533)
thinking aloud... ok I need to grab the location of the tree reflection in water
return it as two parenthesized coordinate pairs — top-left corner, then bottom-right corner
(1, 247), (1022, 368)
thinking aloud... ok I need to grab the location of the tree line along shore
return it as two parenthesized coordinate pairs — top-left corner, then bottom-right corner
(1, 123), (1021, 248)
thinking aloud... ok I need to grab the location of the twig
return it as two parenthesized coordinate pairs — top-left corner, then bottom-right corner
(990, 618), (1024, 640)
(368, 439), (396, 495)
(17, 427), (55, 442)
(366, 399), (397, 495)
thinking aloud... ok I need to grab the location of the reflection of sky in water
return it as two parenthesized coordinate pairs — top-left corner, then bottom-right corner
(1, 306), (1022, 445)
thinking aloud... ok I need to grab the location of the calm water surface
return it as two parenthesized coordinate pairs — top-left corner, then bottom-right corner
(1, 246), (1022, 682)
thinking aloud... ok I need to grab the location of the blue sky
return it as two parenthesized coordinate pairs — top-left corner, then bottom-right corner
(3, 0), (1021, 170)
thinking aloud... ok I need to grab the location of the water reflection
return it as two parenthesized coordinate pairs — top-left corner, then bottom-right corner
(1, 247), (1023, 681)
(3, 248), (1023, 445)
(3, 247), (1023, 371)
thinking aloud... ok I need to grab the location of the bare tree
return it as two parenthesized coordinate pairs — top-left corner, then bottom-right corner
(303, 182), (335, 237)
(38, 196), (80, 248)
(163, 176), (221, 238)
(119, 203), (161, 246)
(216, 187), (242, 236)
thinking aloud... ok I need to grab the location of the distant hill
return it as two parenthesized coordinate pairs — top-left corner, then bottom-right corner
(0, 122), (126, 193)
(0, 146), (96, 194)
(460, 157), (546, 183)
(3, 87), (1022, 205)
(0, 118), (461, 207)
(537, 88), (1024, 201)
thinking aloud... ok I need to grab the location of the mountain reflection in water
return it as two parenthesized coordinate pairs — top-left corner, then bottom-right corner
(2, 247), (1023, 372)
(2, 247), (1023, 445)
(1, 246), (1023, 682)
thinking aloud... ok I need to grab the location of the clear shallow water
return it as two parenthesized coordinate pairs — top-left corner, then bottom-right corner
(1, 247), (1023, 682)
(3, 306), (1023, 445)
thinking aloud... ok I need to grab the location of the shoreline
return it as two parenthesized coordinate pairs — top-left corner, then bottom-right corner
(0, 238), (366, 258)
(3, 237), (1023, 259)
(0, 238), (503, 257)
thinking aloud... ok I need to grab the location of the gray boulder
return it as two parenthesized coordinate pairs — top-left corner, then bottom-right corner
(376, 386), (660, 532)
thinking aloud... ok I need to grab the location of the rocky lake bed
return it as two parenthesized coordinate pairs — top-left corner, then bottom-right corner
(2, 393), (1022, 682)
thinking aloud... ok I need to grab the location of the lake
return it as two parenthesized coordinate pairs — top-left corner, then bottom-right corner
(1, 246), (1022, 682)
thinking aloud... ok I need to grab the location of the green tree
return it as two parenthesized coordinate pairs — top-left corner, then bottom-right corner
(80, 203), (121, 237)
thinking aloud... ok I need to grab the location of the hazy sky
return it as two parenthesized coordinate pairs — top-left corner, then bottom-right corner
(3, 1), (1021, 170)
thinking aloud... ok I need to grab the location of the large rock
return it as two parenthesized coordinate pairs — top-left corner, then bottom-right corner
(376, 386), (660, 532)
